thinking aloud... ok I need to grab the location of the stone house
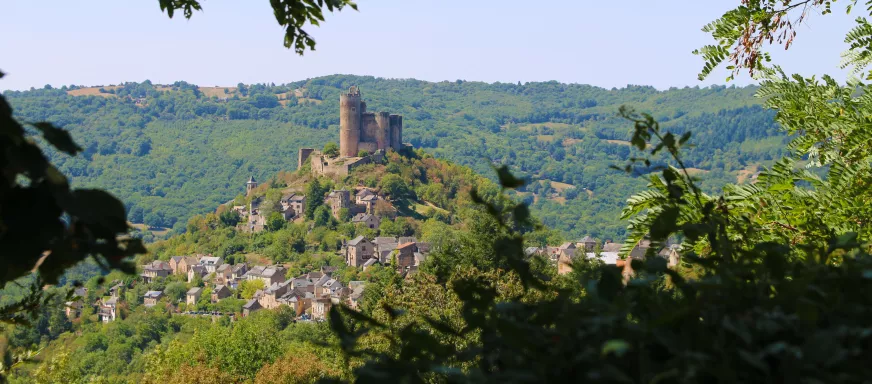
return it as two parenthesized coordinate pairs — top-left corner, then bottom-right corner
(143, 291), (163, 307)
(357, 193), (380, 214)
(346, 281), (366, 310)
(396, 242), (417, 268)
(186, 287), (202, 306)
(169, 256), (199, 275)
(362, 258), (379, 270)
(374, 237), (398, 263)
(244, 265), (288, 286)
(312, 296), (333, 320)
(326, 190), (352, 218)
(281, 193), (306, 218)
(355, 189), (376, 204)
(557, 251), (621, 276)
(188, 265), (206, 283)
(231, 264), (249, 281)
(199, 256), (223, 274)
(345, 236), (374, 267)
(658, 244), (681, 268)
(578, 236), (596, 252)
(108, 282), (124, 298)
(211, 285), (232, 303)
(64, 287), (88, 318)
(319, 278), (345, 298)
(242, 299), (261, 317)
(99, 297), (118, 323)
(351, 213), (380, 229)
(215, 264), (232, 285)
(140, 260), (172, 283)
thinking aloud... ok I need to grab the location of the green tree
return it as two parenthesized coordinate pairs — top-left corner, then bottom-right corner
(266, 211), (286, 231)
(313, 205), (334, 228)
(379, 174), (409, 199)
(304, 178), (327, 220)
(238, 279), (265, 300)
(219, 209), (241, 227)
(323, 141), (339, 158)
(337, 207), (352, 222)
(164, 282), (187, 304)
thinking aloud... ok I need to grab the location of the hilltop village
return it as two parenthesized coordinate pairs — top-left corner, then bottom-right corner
(65, 86), (682, 325)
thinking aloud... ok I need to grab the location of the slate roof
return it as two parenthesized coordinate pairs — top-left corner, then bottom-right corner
(200, 256), (222, 265)
(243, 299), (261, 310)
(586, 252), (620, 265)
(186, 287), (202, 296)
(352, 213), (376, 222)
(144, 291), (163, 299)
(373, 237), (398, 245)
(602, 242), (623, 253)
(348, 236), (367, 246)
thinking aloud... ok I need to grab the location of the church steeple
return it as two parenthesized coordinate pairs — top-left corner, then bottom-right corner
(246, 176), (258, 196)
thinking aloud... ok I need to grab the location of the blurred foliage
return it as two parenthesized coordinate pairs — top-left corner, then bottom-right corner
(158, 0), (358, 54)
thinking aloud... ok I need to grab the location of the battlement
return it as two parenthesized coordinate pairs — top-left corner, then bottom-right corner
(344, 85), (361, 97)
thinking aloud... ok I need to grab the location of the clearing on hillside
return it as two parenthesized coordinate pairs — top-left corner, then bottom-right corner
(199, 86), (238, 98)
(66, 86), (121, 98)
(544, 180), (575, 192)
(685, 168), (710, 176)
(736, 165), (760, 184)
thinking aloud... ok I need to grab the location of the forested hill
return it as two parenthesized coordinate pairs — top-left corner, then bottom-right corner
(5, 76), (785, 240)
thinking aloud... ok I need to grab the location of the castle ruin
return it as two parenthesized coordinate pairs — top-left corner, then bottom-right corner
(299, 86), (406, 176)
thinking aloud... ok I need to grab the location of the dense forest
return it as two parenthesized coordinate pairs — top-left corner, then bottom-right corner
(4, 76), (785, 240)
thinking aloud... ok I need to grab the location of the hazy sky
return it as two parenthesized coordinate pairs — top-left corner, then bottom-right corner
(0, 1), (855, 91)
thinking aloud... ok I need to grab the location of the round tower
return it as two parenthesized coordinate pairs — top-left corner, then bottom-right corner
(339, 86), (361, 157)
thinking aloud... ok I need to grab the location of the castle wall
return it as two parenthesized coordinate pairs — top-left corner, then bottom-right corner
(360, 113), (379, 145)
(310, 153), (374, 177)
(298, 148), (314, 169)
(376, 112), (390, 150)
(358, 142), (378, 154)
(389, 114), (403, 150)
(339, 93), (361, 157)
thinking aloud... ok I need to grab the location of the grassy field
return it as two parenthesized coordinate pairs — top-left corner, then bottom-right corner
(199, 86), (238, 98)
(67, 86), (120, 97)
(130, 223), (170, 236)
(736, 165), (760, 184)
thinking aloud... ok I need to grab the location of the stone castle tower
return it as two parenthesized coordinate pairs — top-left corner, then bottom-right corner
(339, 86), (402, 157)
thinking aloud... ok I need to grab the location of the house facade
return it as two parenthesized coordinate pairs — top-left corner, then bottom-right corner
(211, 285), (232, 302)
(143, 291), (163, 307)
(345, 236), (375, 267)
(351, 213), (380, 229)
(186, 287), (202, 306)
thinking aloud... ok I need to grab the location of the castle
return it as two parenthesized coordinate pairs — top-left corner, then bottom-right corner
(339, 86), (403, 156)
(299, 86), (406, 176)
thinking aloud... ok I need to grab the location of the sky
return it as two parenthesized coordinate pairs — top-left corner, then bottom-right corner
(0, 0), (857, 91)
